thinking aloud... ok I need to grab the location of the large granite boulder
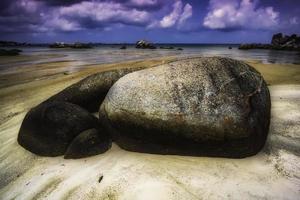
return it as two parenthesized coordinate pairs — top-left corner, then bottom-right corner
(18, 101), (109, 157)
(46, 68), (143, 112)
(99, 57), (271, 158)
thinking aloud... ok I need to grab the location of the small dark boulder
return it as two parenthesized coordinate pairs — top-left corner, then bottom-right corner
(18, 101), (101, 157)
(0, 49), (22, 56)
(49, 42), (69, 48)
(159, 46), (174, 49)
(49, 42), (92, 49)
(45, 68), (144, 112)
(64, 128), (111, 159)
(71, 42), (92, 49)
(120, 45), (127, 49)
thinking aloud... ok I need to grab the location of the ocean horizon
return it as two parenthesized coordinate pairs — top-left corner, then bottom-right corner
(1, 44), (299, 75)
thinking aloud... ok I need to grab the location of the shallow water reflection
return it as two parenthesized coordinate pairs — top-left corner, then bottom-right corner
(0, 45), (299, 75)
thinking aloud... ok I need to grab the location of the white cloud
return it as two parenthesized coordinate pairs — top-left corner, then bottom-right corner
(129, 0), (159, 7)
(0, 0), (191, 33)
(46, 17), (82, 31)
(18, 0), (40, 13)
(39, 1), (152, 32)
(59, 1), (150, 25)
(148, 0), (192, 29)
(203, 0), (279, 30)
(159, 0), (183, 28)
(290, 17), (298, 25)
(178, 3), (192, 26)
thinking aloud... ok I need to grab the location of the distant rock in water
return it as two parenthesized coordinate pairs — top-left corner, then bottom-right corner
(0, 41), (25, 47)
(0, 41), (40, 47)
(0, 49), (22, 56)
(120, 45), (127, 49)
(49, 42), (92, 49)
(238, 44), (272, 50)
(64, 128), (111, 159)
(71, 42), (92, 49)
(100, 57), (271, 158)
(136, 40), (156, 49)
(239, 33), (300, 51)
(18, 101), (108, 157)
(271, 33), (285, 46)
(49, 42), (69, 48)
(45, 67), (145, 112)
(160, 46), (174, 49)
(177, 48), (183, 50)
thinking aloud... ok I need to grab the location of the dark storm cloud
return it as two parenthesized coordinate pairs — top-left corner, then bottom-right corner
(1, 0), (298, 39)
(0, 0), (12, 14)
(35, 0), (85, 6)
(53, 0), (153, 31)
(123, 0), (166, 10)
(0, 0), (44, 33)
(35, 0), (166, 10)
(0, 0), (194, 34)
(0, 0), (179, 33)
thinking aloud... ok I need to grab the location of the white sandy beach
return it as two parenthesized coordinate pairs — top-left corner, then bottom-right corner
(0, 57), (299, 200)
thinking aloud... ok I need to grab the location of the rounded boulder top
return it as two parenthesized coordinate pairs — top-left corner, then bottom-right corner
(100, 57), (271, 158)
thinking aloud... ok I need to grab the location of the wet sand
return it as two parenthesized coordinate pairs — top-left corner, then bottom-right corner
(0, 56), (299, 200)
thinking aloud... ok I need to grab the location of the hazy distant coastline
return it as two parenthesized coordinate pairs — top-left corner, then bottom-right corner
(0, 40), (242, 47)
(1, 33), (299, 51)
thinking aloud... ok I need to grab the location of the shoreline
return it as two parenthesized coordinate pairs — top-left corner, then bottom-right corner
(0, 57), (300, 199)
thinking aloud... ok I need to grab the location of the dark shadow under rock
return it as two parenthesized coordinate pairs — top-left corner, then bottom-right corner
(64, 128), (111, 159)
(18, 101), (105, 157)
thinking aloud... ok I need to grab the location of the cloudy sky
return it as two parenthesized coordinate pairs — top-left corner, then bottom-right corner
(0, 0), (299, 43)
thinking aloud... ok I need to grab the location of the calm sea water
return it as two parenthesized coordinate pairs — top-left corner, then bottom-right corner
(0, 44), (299, 73)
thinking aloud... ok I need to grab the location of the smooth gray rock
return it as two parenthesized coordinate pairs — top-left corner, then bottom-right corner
(99, 57), (271, 158)
(45, 68), (143, 112)
(18, 101), (104, 157)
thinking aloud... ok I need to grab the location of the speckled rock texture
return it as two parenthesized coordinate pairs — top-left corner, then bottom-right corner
(64, 128), (111, 159)
(18, 101), (109, 157)
(46, 68), (143, 112)
(100, 57), (271, 158)
(17, 67), (144, 159)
